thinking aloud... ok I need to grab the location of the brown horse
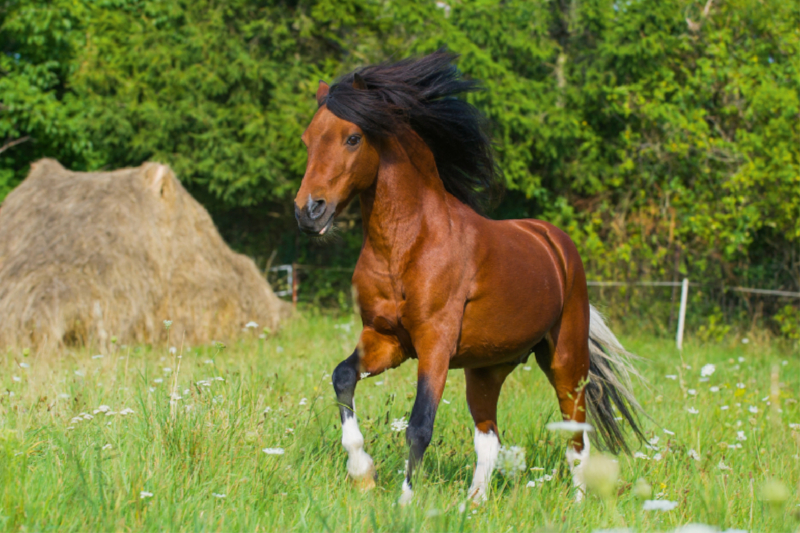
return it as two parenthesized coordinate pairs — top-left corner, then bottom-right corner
(294, 52), (644, 504)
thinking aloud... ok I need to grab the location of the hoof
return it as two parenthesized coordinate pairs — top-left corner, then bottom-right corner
(352, 472), (377, 492)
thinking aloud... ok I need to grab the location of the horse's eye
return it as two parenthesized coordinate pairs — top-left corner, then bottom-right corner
(346, 135), (362, 146)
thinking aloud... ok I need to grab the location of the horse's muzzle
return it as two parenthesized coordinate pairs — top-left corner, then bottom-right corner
(295, 201), (335, 236)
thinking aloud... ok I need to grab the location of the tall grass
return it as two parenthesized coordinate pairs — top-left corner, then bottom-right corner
(1, 310), (799, 531)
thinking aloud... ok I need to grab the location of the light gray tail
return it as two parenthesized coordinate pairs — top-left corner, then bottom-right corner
(585, 305), (646, 454)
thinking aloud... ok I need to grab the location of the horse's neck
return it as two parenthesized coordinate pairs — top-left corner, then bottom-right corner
(360, 132), (449, 265)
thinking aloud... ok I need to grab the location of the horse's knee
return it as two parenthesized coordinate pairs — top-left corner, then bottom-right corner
(332, 358), (357, 399)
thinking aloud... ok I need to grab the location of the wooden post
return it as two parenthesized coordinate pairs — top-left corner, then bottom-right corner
(291, 263), (298, 310)
(676, 278), (689, 351)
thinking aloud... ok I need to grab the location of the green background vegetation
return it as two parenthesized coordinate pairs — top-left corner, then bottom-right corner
(2, 0), (799, 333)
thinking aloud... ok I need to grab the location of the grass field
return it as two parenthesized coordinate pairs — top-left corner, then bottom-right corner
(2, 309), (799, 532)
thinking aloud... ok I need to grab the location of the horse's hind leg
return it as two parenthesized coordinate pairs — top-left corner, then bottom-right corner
(332, 328), (406, 490)
(464, 364), (516, 503)
(535, 307), (592, 500)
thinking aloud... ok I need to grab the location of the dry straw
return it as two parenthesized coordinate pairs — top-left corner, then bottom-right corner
(0, 159), (291, 352)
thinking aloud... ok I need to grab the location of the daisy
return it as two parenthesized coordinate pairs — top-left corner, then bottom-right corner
(545, 420), (594, 433)
(700, 364), (715, 377)
(263, 448), (285, 455)
(643, 500), (678, 511)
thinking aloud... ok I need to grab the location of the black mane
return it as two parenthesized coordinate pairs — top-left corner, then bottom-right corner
(321, 51), (501, 213)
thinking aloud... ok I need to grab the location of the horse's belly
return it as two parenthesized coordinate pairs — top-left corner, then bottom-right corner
(450, 227), (565, 368)
(451, 297), (556, 368)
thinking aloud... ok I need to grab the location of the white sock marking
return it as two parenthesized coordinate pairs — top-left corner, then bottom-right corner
(565, 431), (590, 502)
(341, 415), (374, 479)
(398, 479), (414, 506)
(468, 428), (500, 502)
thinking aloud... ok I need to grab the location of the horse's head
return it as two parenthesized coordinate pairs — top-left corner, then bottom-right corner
(294, 79), (380, 236)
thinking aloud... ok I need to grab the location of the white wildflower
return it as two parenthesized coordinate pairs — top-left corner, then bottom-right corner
(204, 359), (214, 365)
(634, 452), (649, 460)
(163, 320), (172, 329)
(748, 406), (758, 414)
(523, 366), (531, 371)
(666, 375), (677, 380)
(140, 491), (153, 499)
(263, 448), (285, 455)
(688, 389), (697, 396)
(245, 321), (258, 329)
(92, 354), (104, 360)
(741, 338), (749, 344)
(736, 431), (747, 441)
(721, 405), (729, 410)
(643, 500), (679, 511)
(687, 407), (699, 414)
(276, 346), (284, 353)
(664, 429), (675, 436)
(375, 381), (384, 385)
(12, 376), (21, 382)
(391, 417), (409, 432)
(737, 382), (745, 389)
(545, 420), (594, 433)
(154, 378), (163, 384)
(718, 461), (731, 471)
(19, 362), (29, 368)
(496, 446), (527, 477)
(789, 423), (799, 430)
(688, 449), (701, 461)
(119, 408), (134, 416)
(97, 405), (111, 413)
(102, 444), (112, 451)
(653, 453), (663, 461)
(163, 367), (172, 373)
(212, 493), (227, 498)
(710, 386), (720, 392)
(526, 480), (536, 488)
(74, 370), (85, 377)
(263, 407), (272, 414)
(299, 398), (307, 406)
(169, 347), (176, 355)
(700, 364), (715, 377)
(738, 356), (745, 362)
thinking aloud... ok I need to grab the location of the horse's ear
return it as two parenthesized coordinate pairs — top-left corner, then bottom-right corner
(316, 80), (329, 102)
(352, 72), (367, 90)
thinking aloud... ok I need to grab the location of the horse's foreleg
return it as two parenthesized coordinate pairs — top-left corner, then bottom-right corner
(332, 329), (405, 489)
(464, 365), (515, 503)
(399, 347), (451, 506)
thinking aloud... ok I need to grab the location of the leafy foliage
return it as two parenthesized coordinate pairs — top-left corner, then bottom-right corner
(2, 0), (799, 323)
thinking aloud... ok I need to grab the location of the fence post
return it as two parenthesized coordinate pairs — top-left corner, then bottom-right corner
(676, 278), (689, 351)
(291, 263), (298, 310)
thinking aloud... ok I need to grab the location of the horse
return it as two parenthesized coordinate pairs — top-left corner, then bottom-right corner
(293, 51), (645, 505)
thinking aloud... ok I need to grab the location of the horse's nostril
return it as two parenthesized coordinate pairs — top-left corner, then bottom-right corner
(308, 198), (327, 220)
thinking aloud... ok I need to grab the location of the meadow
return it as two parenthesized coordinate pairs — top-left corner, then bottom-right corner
(1, 310), (799, 532)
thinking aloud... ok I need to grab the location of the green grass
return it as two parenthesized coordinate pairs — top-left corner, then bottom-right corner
(1, 310), (799, 532)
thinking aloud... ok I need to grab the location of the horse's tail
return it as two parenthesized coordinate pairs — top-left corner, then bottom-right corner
(584, 305), (646, 454)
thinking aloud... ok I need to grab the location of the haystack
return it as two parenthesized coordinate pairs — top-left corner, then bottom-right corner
(0, 159), (291, 352)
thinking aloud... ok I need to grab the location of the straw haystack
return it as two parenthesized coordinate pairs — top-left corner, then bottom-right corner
(0, 159), (291, 351)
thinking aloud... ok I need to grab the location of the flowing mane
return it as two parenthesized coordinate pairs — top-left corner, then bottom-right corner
(320, 51), (501, 213)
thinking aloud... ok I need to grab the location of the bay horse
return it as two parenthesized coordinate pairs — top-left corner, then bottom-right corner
(294, 51), (645, 504)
